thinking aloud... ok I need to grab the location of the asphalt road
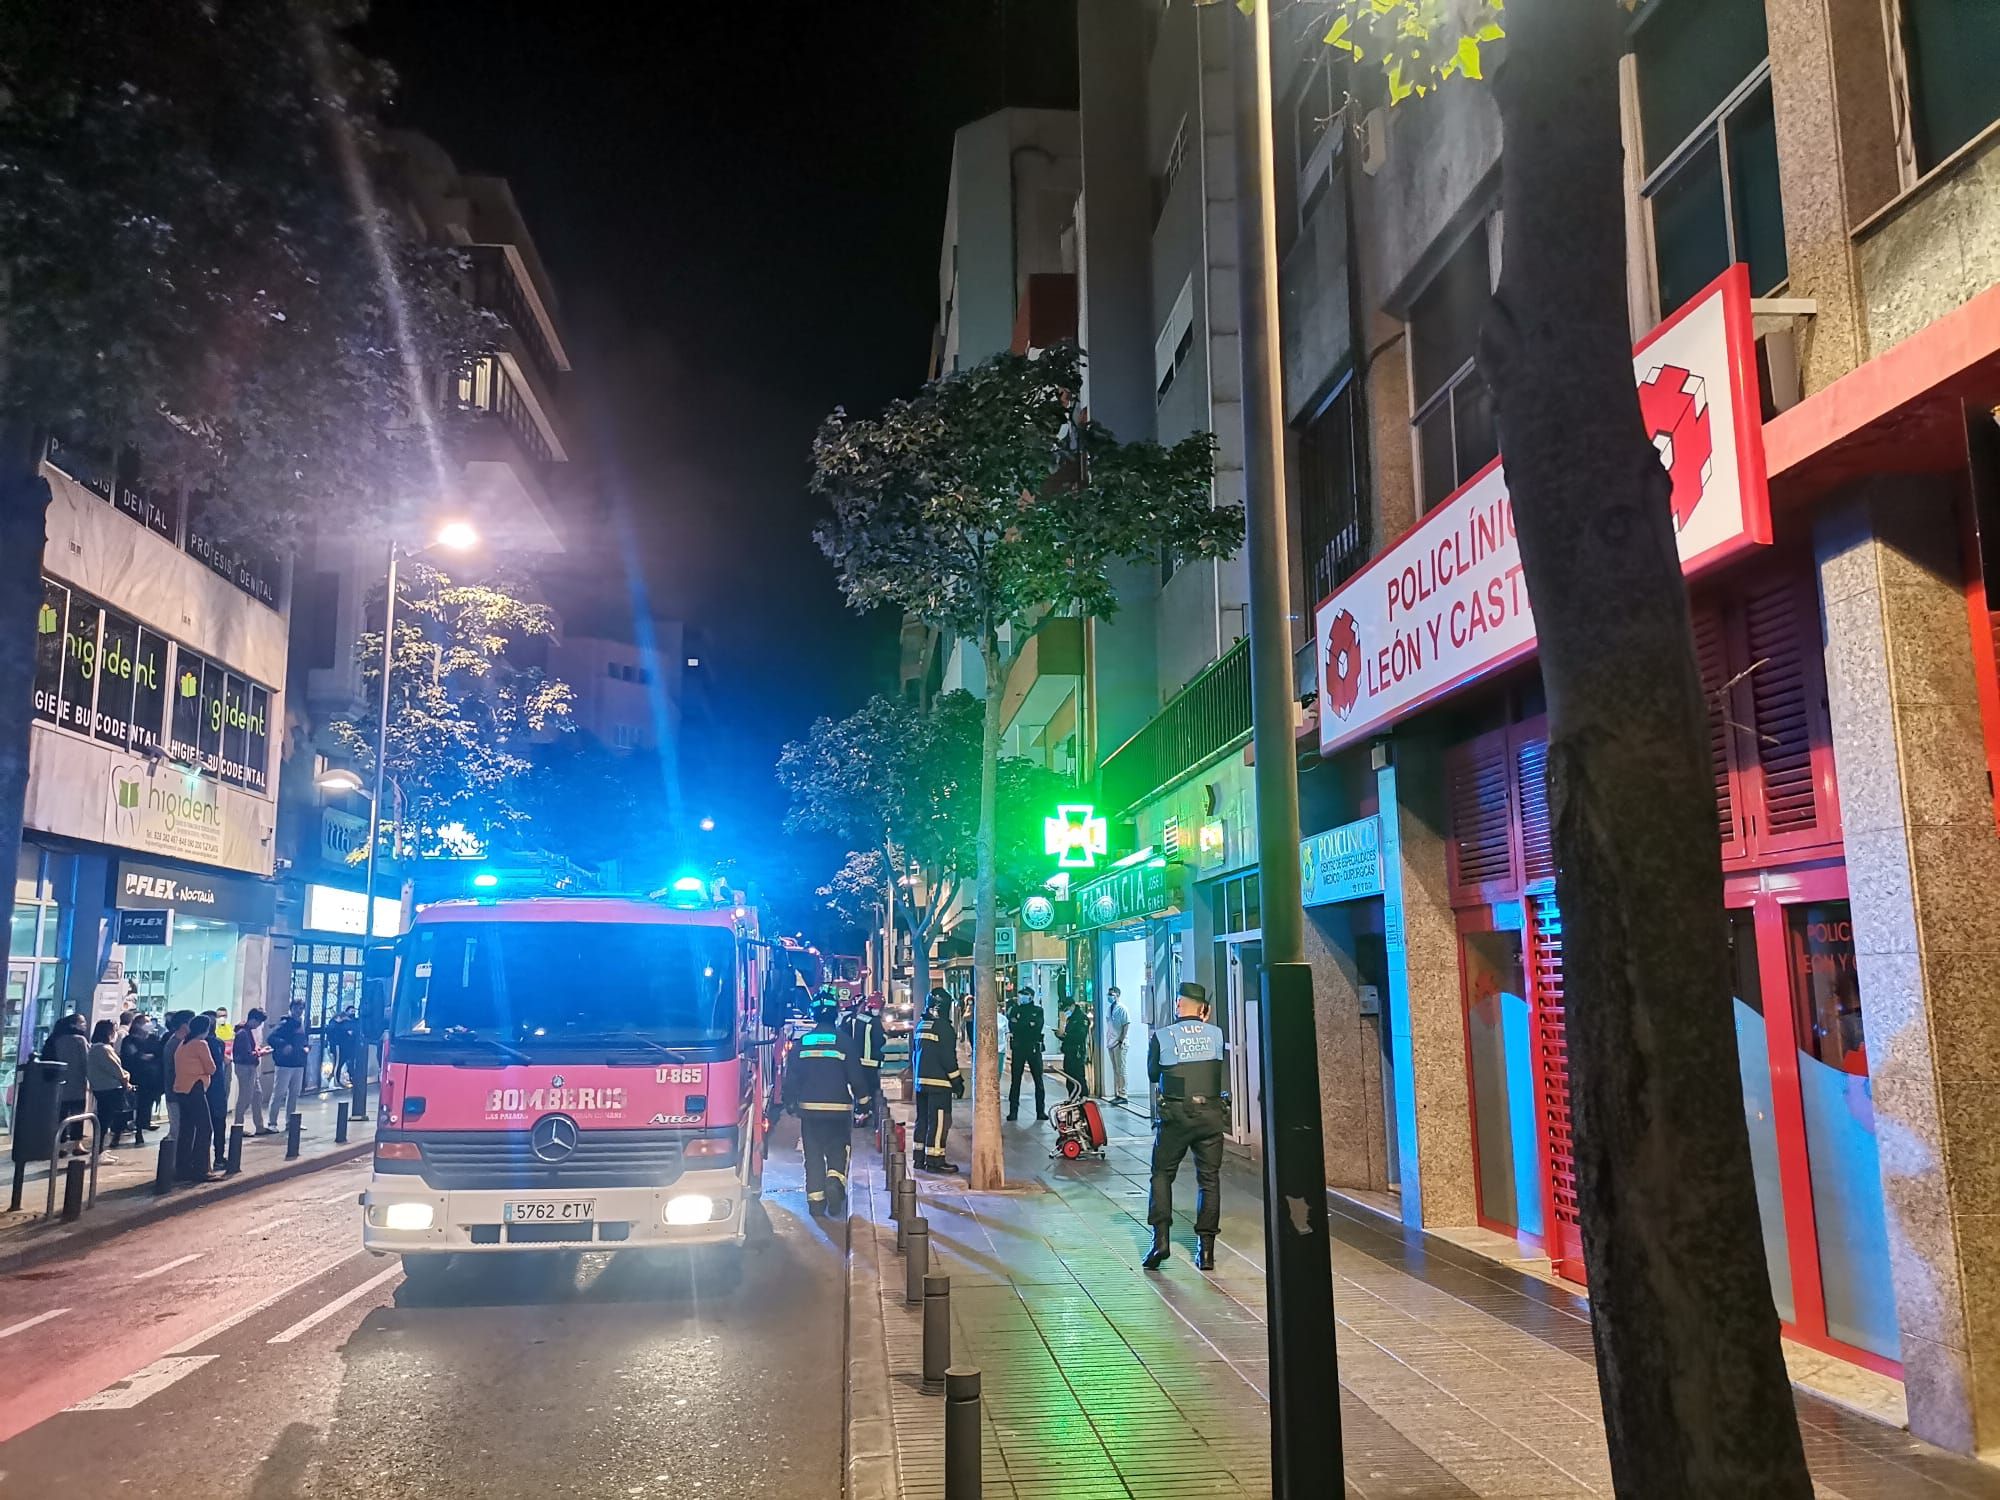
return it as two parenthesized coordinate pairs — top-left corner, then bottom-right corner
(0, 1123), (845, 1499)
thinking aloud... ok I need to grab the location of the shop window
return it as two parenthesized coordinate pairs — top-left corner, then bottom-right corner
(1902, 0), (2000, 170)
(1409, 226), (1499, 511)
(1298, 381), (1369, 605)
(1634, 0), (1787, 317)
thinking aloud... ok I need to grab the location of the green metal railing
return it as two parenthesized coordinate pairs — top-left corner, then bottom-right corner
(1098, 638), (1252, 816)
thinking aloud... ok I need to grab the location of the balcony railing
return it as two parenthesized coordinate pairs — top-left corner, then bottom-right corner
(455, 355), (555, 466)
(1099, 638), (1252, 817)
(470, 245), (562, 395)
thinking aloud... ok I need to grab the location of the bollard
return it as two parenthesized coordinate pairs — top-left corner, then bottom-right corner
(285, 1112), (302, 1160)
(906, 1216), (929, 1304)
(61, 1157), (86, 1222)
(335, 1102), (350, 1144)
(944, 1366), (982, 1500)
(10, 1161), (25, 1213)
(154, 1136), (175, 1196)
(886, 1149), (904, 1203)
(923, 1272), (951, 1387)
(226, 1125), (246, 1177)
(894, 1179), (916, 1249)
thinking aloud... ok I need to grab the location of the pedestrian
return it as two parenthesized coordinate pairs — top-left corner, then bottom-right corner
(172, 1014), (219, 1183)
(160, 1011), (193, 1153)
(913, 988), (964, 1174)
(121, 1015), (162, 1141)
(327, 1008), (357, 1088)
(1005, 986), (1047, 1123)
(113, 1009), (135, 1047)
(85, 1019), (132, 1159)
(204, 1011), (232, 1171)
(840, 995), (885, 1129)
(1143, 982), (1228, 1271)
(785, 999), (863, 1217)
(1059, 995), (1092, 1096)
(1105, 987), (1132, 1105)
(268, 1007), (308, 1136)
(231, 1007), (269, 1136)
(40, 1013), (91, 1144)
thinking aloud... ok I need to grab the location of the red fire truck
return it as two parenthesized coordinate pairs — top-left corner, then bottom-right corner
(361, 888), (788, 1283)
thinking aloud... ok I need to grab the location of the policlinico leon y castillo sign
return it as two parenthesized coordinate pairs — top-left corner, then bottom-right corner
(1314, 265), (1773, 756)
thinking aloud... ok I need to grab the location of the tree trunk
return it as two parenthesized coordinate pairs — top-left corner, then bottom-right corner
(969, 634), (1006, 1188)
(0, 427), (51, 986)
(1487, 2), (1811, 1493)
(902, 901), (933, 1015)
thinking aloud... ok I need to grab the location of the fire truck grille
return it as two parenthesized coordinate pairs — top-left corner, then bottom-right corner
(414, 1130), (689, 1191)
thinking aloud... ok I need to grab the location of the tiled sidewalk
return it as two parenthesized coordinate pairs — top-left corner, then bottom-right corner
(0, 1089), (372, 1270)
(852, 1102), (2000, 1500)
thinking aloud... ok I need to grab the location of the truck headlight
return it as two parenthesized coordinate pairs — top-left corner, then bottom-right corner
(664, 1194), (716, 1225)
(383, 1202), (435, 1232)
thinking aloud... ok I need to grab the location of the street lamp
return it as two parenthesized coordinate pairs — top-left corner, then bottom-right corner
(697, 816), (716, 833)
(347, 520), (479, 1118)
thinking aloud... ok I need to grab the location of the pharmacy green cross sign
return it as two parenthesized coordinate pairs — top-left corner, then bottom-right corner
(1043, 803), (1109, 870)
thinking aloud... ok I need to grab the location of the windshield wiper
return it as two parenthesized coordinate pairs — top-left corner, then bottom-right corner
(596, 1027), (697, 1064)
(430, 1031), (533, 1067)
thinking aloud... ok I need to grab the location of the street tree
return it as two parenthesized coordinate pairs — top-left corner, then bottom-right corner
(820, 847), (892, 934)
(812, 345), (1237, 1187)
(1224, 0), (1811, 1489)
(0, 0), (489, 977)
(332, 562), (573, 861)
(780, 689), (1067, 1005)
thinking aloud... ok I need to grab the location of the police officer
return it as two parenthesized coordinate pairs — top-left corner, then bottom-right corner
(914, 989), (964, 1174)
(786, 1000), (863, 1217)
(842, 994), (887, 1127)
(1144, 981), (1227, 1271)
(1005, 986), (1047, 1123)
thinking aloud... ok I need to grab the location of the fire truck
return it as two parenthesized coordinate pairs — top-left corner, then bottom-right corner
(360, 886), (791, 1283)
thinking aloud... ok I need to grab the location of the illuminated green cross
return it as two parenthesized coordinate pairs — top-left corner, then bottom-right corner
(1044, 803), (1108, 870)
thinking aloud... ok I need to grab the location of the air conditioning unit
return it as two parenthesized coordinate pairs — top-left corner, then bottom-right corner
(1750, 298), (1816, 418)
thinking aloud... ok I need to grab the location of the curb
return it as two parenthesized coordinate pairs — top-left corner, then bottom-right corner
(845, 1137), (904, 1500)
(0, 1141), (371, 1276)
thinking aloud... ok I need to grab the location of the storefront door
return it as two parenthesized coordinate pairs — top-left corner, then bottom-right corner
(1225, 940), (1264, 1146)
(2, 962), (29, 1133)
(1726, 866), (1900, 1372)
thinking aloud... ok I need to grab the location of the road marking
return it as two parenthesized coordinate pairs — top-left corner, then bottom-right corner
(318, 1189), (357, 1205)
(266, 1263), (402, 1344)
(246, 1215), (295, 1236)
(0, 1309), (69, 1340)
(165, 1250), (361, 1355)
(65, 1356), (215, 1411)
(133, 1253), (203, 1281)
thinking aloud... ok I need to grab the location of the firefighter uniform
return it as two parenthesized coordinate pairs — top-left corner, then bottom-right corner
(841, 1004), (886, 1126)
(1006, 993), (1047, 1122)
(1144, 983), (1228, 1270)
(786, 1007), (862, 1217)
(913, 998), (964, 1173)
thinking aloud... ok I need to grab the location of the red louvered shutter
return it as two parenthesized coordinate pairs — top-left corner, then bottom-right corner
(1739, 571), (1841, 858)
(1692, 599), (1749, 864)
(1528, 893), (1585, 1283)
(1446, 729), (1517, 906)
(1515, 730), (1556, 893)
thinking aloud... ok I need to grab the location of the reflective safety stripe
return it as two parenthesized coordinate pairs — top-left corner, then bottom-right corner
(931, 1113), (949, 1150)
(861, 1057), (881, 1069)
(917, 1076), (955, 1088)
(807, 1191), (826, 1201)
(801, 1049), (845, 1060)
(799, 1101), (852, 1111)
(827, 1168), (848, 1183)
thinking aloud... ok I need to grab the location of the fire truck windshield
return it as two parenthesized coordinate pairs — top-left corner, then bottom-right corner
(393, 921), (737, 1051)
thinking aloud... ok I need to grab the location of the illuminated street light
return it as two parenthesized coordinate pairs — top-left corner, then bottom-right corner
(698, 816), (716, 832)
(316, 767), (366, 795)
(433, 519), (480, 551)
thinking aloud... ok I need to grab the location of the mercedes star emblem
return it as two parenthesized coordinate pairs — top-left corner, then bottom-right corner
(530, 1114), (580, 1163)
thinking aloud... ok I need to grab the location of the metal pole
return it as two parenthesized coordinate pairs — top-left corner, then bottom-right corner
(922, 1272), (951, 1388)
(906, 1216), (929, 1304)
(286, 1111), (302, 1160)
(226, 1124), (245, 1176)
(336, 1101), (350, 1144)
(61, 1157), (85, 1221)
(944, 1366), (982, 1500)
(10, 1161), (24, 1213)
(154, 1136), (175, 1196)
(354, 545), (399, 1121)
(1231, 3), (1342, 1493)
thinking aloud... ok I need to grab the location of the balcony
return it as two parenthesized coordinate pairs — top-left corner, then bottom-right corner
(469, 245), (567, 396)
(1099, 638), (1252, 817)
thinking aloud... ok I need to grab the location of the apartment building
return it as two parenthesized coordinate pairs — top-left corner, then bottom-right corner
(272, 133), (581, 1062)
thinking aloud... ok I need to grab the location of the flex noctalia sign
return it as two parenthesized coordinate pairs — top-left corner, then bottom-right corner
(114, 858), (276, 928)
(1316, 265), (1772, 756)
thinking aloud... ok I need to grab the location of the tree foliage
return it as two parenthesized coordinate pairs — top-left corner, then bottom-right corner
(332, 562), (572, 859)
(820, 848), (891, 932)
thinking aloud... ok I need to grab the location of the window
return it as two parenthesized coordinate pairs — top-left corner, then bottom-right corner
(1154, 115), (1190, 226)
(1155, 275), (1197, 403)
(1634, 0), (1787, 317)
(613, 724), (641, 750)
(1409, 227), (1499, 511)
(1298, 381), (1368, 604)
(1291, 60), (1342, 230)
(1903, 0), (2000, 170)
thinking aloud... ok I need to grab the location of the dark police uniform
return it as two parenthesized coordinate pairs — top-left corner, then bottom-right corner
(1006, 995), (1047, 1121)
(914, 1001), (964, 1172)
(1146, 1002), (1227, 1263)
(786, 1007), (863, 1216)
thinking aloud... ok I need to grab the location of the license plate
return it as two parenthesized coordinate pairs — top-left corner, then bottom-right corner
(503, 1200), (594, 1223)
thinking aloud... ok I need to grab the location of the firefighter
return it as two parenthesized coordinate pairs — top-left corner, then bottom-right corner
(786, 1000), (862, 1217)
(1143, 981), (1228, 1271)
(913, 988), (964, 1174)
(842, 993), (886, 1128)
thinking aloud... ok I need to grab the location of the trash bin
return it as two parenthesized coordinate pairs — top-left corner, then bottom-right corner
(10, 1059), (69, 1163)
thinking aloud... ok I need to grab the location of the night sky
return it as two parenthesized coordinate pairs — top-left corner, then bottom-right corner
(353, 0), (1077, 927)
